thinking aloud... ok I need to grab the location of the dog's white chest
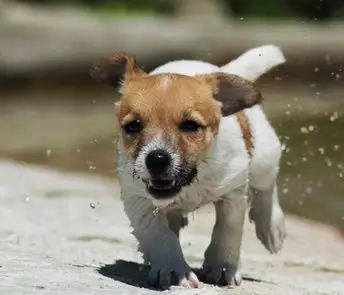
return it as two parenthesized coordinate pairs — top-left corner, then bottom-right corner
(172, 183), (220, 213)
(159, 155), (250, 214)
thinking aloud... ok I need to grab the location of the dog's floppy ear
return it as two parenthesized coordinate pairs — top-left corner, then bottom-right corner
(202, 73), (262, 116)
(90, 53), (147, 90)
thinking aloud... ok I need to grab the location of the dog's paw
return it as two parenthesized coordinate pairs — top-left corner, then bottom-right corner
(250, 205), (287, 254)
(148, 262), (199, 290)
(200, 263), (242, 286)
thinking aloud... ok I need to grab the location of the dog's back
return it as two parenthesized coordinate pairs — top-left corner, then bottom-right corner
(151, 45), (285, 81)
(221, 45), (284, 191)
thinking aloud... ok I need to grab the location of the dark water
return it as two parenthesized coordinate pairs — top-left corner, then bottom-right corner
(275, 115), (344, 232)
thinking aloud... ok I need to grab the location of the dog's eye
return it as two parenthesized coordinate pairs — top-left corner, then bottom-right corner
(122, 120), (142, 134)
(179, 120), (201, 132)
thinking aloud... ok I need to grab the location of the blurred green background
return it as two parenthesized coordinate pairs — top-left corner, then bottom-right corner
(17, 0), (344, 20)
(0, 0), (343, 234)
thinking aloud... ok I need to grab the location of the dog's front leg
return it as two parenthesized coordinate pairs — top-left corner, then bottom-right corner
(123, 195), (199, 289)
(201, 188), (246, 286)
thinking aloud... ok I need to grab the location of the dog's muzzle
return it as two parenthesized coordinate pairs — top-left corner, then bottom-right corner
(143, 149), (197, 199)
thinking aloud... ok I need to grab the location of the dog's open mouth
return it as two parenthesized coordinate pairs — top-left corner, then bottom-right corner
(145, 179), (181, 199)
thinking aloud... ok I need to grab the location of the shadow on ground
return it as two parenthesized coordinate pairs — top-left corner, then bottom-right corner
(98, 260), (270, 290)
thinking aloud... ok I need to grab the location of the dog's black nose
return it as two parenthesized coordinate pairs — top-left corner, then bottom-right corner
(145, 149), (171, 176)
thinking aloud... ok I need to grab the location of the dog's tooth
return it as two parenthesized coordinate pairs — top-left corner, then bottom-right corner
(148, 180), (153, 188)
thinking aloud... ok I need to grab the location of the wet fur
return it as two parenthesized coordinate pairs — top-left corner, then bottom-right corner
(91, 45), (287, 289)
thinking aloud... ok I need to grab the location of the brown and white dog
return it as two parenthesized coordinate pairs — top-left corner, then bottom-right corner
(90, 45), (287, 290)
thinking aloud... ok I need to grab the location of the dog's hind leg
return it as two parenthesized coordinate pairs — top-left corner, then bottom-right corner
(249, 182), (286, 254)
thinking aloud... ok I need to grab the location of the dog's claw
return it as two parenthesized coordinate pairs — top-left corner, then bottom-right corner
(179, 272), (200, 288)
(200, 264), (242, 287)
(148, 267), (199, 290)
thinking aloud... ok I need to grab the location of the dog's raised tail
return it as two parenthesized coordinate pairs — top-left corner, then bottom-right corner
(220, 45), (286, 82)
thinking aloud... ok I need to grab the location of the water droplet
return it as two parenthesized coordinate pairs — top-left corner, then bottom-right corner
(300, 126), (308, 134)
(334, 145), (340, 151)
(325, 157), (332, 167)
(282, 188), (289, 194)
(239, 17), (244, 21)
(46, 149), (52, 156)
(281, 143), (287, 151)
(89, 165), (96, 171)
(90, 203), (96, 209)
(305, 187), (313, 194)
(318, 147), (325, 155)
(314, 67), (319, 72)
(329, 112), (339, 122)
(308, 125), (315, 132)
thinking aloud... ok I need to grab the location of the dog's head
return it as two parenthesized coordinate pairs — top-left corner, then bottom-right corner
(90, 53), (261, 200)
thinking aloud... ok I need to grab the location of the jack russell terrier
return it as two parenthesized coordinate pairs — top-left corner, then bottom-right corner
(90, 45), (287, 290)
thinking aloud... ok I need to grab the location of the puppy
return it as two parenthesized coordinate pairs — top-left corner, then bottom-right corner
(90, 45), (287, 289)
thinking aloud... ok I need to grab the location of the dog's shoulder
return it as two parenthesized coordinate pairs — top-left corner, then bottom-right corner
(191, 115), (251, 196)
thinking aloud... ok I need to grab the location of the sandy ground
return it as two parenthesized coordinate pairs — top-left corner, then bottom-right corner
(1, 161), (344, 295)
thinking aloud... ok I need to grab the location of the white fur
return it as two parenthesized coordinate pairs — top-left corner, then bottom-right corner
(221, 44), (286, 82)
(117, 45), (287, 289)
(151, 60), (219, 76)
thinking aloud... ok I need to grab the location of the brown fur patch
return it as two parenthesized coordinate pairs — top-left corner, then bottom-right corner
(235, 111), (253, 156)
